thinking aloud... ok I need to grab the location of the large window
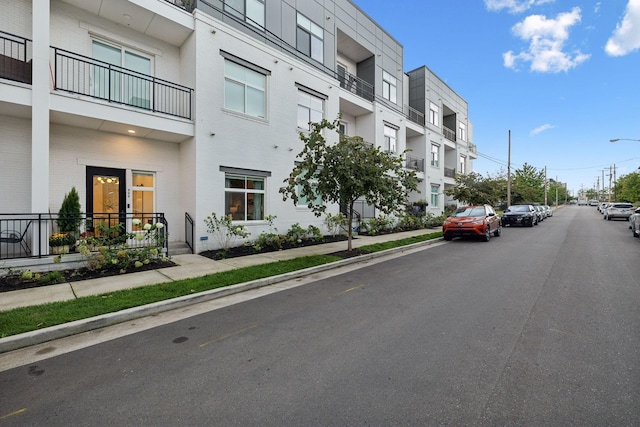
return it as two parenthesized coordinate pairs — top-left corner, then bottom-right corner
(297, 13), (324, 63)
(430, 143), (440, 167)
(92, 40), (152, 108)
(431, 184), (439, 208)
(382, 71), (397, 104)
(459, 155), (467, 174)
(225, 174), (265, 221)
(224, 0), (265, 28)
(297, 89), (324, 130)
(429, 102), (439, 127)
(459, 122), (467, 142)
(224, 59), (266, 118)
(384, 124), (397, 153)
(296, 169), (323, 208)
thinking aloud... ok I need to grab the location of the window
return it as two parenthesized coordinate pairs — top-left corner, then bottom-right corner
(224, 59), (266, 118)
(297, 13), (324, 63)
(459, 155), (466, 174)
(296, 169), (323, 208)
(338, 122), (348, 136)
(297, 89), (324, 130)
(429, 102), (439, 127)
(92, 40), (152, 108)
(225, 174), (265, 221)
(430, 144), (439, 167)
(382, 71), (397, 104)
(224, 0), (265, 28)
(430, 184), (439, 208)
(132, 172), (155, 230)
(459, 122), (467, 142)
(384, 124), (397, 153)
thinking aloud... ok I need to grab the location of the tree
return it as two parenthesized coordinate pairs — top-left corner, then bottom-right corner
(444, 171), (506, 206)
(615, 171), (640, 203)
(57, 186), (82, 234)
(280, 118), (419, 251)
(511, 163), (545, 204)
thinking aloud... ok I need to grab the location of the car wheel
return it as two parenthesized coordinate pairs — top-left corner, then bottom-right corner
(633, 229), (639, 238)
(607, 216), (611, 221)
(527, 219), (534, 227)
(494, 224), (502, 237)
(443, 234), (452, 241)
(482, 228), (491, 242)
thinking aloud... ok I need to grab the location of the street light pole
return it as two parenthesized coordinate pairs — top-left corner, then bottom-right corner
(610, 138), (640, 143)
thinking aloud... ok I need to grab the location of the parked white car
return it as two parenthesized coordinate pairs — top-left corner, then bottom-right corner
(604, 203), (635, 220)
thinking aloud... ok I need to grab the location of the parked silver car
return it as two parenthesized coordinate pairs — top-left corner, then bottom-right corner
(543, 205), (552, 217)
(604, 203), (635, 220)
(629, 207), (640, 237)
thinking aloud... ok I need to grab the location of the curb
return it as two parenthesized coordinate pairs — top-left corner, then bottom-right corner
(0, 237), (443, 353)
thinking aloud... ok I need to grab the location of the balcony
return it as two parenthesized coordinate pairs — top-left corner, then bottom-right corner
(406, 155), (425, 173)
(444, 167), (456, 178)
(404, 105), (425, 126)
(338, 68), (374, 102)
(0, 31), (32, 84)
(52, 47), (193, 120)
(443, 126), (456, 142)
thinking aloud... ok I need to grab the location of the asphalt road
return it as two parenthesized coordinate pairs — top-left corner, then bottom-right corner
(1, 206), (639, 426)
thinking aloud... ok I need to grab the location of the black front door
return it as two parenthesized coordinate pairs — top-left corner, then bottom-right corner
(86, 167), (126, 233)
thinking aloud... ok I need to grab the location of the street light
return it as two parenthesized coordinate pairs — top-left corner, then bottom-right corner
(610, 138), (640, 142)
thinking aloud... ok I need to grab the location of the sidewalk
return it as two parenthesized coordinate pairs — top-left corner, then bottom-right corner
(1, 228), (443, 312)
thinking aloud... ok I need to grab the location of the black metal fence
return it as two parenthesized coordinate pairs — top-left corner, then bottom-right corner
(0, 30), (32, 84)
(52, 47), (193, 119)
(0, 212), (168, 260)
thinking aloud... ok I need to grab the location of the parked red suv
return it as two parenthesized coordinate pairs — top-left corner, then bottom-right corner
(442, 205), (502, 242)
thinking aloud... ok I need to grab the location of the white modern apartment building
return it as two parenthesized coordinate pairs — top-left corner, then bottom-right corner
(0, 0), (476, 258)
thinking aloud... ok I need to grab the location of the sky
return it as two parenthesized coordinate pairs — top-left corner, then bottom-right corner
(356, 0), (640, 196)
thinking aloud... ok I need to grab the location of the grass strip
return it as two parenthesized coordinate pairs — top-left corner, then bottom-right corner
(0, 231), (442, 338)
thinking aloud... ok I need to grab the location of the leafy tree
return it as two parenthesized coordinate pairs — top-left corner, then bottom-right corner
(444, 171), (506, 206)
(511, 163), (545, 204)
(615, 171), (640, 203)
(280, 118), (419, 251)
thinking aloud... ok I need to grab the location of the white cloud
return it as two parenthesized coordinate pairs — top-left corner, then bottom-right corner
(503, 7), (591, 73)
(530, 124), (555, 135)
(605, 0), (640, 56)
(485, 0), (554, 14)
(594, 2), (602, 14)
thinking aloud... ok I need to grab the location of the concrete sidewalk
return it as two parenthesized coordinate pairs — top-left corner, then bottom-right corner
(1, 228), (443, 312)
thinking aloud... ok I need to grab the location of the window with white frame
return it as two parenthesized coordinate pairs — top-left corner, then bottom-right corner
(223, 57), (267, 118)
(225, 174), (265, 221)
(297, 88), (324, 130)
(224, 0), (265, 28)
(338, 121), (348, 136)
(382, 71), (397, 104)
(430, 144), (439, 167)
(459, 122), (467, 142)
(459, 155), (466, 174)
(430, 184), (439, 207)
(297, 13), (324, 63)
(429, 102), (439, 127)
(384, 124), (397, 153)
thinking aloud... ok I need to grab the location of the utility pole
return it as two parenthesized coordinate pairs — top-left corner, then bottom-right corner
(507, 130), (511, 207)
(613, 164), (617, 202)
(555, 175), (558, 207)
(608, 165), (612, 202)
(544, 166), (548, 205)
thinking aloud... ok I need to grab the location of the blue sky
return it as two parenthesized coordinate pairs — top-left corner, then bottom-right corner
(357, 0), (640, 196)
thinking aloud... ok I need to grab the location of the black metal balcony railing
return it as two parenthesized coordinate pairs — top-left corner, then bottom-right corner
(443, 126), (456, 142)
(406, 155), (425, 172)
(444, 167), (456, 178)
(53, 47), (193, 120)
(164, 0), (196, 12)
(0, 30), (32, 84)
(337, 68), (374, 102)
(0, 212), (168, 261)
(404, 105), (425, 126)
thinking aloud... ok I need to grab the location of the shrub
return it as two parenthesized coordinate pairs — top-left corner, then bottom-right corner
(57, 187), (82, 234)
(204, 212), (250, 250)
(324, 212), (347, 237)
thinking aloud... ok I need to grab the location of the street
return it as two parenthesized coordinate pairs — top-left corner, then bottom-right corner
(1, 206), (639, 425)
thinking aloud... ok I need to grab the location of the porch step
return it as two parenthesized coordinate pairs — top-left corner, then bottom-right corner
(168, 241), (192, 256)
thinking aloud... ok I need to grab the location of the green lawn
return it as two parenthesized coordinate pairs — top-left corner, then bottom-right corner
(0, 231), (443, 338)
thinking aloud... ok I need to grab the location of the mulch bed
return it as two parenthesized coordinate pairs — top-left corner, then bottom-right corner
(0, 260), (177, 294)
